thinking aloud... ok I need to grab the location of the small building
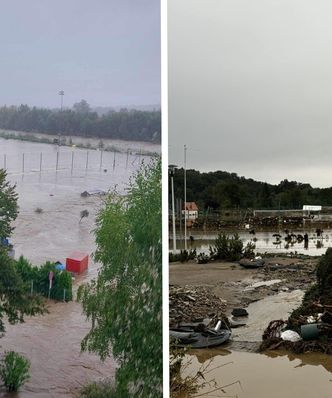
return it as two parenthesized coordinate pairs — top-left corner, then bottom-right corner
(182, 202), (199, 227)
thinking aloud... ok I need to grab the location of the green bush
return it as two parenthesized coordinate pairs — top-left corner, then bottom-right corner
(80, 381), (117, 398)
(169, 249), (197, 263)
(210, 233), (243, 261)
(15, 256), (73, 301)
(316, 248), (332, 300)
(0, 351), (30, 392)
(243, 242), (256, 259)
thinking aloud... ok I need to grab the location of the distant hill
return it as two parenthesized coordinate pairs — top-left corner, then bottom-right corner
(172, 168), (332, 210)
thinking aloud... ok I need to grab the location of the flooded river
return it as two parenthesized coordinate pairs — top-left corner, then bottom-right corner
(0, 138), (158, 397)
(171, 229), (332, 256)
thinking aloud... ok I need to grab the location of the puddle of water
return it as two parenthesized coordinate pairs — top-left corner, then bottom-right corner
(185, 350), (332, 397)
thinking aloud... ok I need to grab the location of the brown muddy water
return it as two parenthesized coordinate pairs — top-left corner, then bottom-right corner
(185, 350), (332, 397)
(171, 229), (332, 256)
(0, 138), (158, 397)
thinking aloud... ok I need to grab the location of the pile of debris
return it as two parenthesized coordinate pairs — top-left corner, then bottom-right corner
(169, 285), (227, 326)
(260, 248), (332, 354)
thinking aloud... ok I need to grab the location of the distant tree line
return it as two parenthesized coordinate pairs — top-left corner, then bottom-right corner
(0, 100), (161, 143)
(172, 168), (332, 210)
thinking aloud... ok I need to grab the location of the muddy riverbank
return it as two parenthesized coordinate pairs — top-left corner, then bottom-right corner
(170, 256), (316, 312)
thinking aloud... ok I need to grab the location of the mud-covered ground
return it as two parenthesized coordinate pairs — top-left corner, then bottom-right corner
(169, 256), (317, 312)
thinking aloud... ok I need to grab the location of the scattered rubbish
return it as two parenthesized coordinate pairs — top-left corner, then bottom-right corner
(245, 279), (283, 290)
(300, 323), (320, 341)
(81, 189), (106, 197)
(280, 330), (302, 342)
(231, 308), (248, 317)
(170, 321), (231, 348)
(228, 316), (247, 328)
(55, 261), (65, 271)
(169, 285), (227, 326)
(239, 258), (265, 269)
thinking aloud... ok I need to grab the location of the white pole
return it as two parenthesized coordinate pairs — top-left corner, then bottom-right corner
(184, 145), (187, 250)
(171, 169), (176, 252)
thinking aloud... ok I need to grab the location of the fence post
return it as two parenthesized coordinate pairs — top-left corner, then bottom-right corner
(99, 150), (103, 169)
(85, 151), (89, 169)
(22, 153), (25, 173)
(3, 154), (6, 170)
(56, 151), (59, 171)
(71, 151), (74, 173)
(126, 149), (129, 169)
(40, 152), (42, 172)
(113, 151), (116, 170)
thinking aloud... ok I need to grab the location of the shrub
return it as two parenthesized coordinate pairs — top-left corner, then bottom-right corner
(169, 249), (197, 263)
(317, 247), (332, 298)
(0, 351), (30, 392)
(80, 381), (117, 398)
(196, 253), (210, 264)
(243, 242), (256, 259)
(15, 257), (73, 301)
(210, 233), (243, 261)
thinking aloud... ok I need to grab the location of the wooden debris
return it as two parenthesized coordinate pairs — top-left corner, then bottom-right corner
(169, 284), (227, 326)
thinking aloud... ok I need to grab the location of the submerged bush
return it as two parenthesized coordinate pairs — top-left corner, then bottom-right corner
(0, 351), (30, 392)
(15, 256), (73, 301)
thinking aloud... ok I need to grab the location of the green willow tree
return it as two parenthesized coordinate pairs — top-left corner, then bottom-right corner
(78, 159), (162, 397)
(0, 170), (44, 334)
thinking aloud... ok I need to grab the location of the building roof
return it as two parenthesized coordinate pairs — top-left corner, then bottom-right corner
(183, 202), (198, 211)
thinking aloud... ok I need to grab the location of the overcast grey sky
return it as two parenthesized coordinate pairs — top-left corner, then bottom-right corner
(169, 0), (332, 188)
(0, 0), (160, 108)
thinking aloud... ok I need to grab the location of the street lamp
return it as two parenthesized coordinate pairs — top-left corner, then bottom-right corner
(59, 90), (64, 111)
(169, 164), (177, 253)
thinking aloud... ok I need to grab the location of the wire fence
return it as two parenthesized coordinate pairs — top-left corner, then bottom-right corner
(0, 147), (153, 176)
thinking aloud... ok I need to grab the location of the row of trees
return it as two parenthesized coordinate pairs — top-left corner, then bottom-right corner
(172, 168), (332, 210)
(0, 101), (161, 143)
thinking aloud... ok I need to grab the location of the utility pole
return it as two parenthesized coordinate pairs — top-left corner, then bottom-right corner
(184, 144), (187, 250)
(169, 165), (177, 253)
